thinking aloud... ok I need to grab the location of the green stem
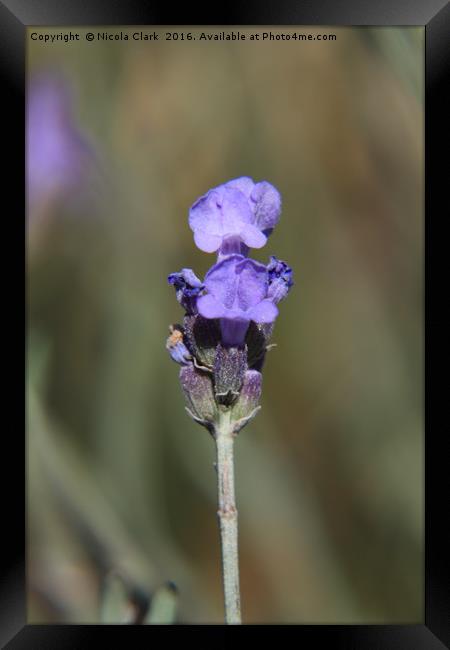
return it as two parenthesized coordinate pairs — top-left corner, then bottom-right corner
(214, 411), (242, 624)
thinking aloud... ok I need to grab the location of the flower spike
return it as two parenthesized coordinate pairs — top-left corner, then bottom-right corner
(166, 177), (293, 625)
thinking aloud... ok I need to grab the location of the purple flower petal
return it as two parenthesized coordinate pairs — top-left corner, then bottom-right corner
(197, 294), (227, 319)
(248, 299), (279, 323)
(235, 259), (268, 311)
(239, 223), (267, 249)
(224, 176), (255, 196)
(189, 190), (223, 235)
(193, 230), (223, 253)
(203, 255), (242, 309)
(220, 188), (254, 227)
(250, 182), (282, 231)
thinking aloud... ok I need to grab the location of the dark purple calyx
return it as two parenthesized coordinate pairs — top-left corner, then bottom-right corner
(168, 268), (205, 314)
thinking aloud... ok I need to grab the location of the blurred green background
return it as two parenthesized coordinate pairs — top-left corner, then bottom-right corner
(27, 26), (424, 624)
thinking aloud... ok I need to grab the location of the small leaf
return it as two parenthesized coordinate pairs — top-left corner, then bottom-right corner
(180, 364), (217, 423)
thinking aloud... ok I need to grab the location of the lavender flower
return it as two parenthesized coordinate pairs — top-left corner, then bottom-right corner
(167, 177), (292, 422)
(197, 255), (278, 347)
(166, 177), (293, 624)
(188, 177), (281, 256)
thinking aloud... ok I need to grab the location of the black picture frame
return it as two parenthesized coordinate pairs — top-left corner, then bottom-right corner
(3, 0), (448, 645)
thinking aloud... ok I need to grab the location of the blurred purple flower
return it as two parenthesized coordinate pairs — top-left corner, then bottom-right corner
(189, 177), (281, 256)
(27, 72), (94, 210)
(197, 254), (278, 347)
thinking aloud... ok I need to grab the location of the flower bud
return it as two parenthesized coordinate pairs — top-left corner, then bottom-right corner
(179, 364), (217, 430)
(231, 370), (263, 433)
(213, 344), (247, 406)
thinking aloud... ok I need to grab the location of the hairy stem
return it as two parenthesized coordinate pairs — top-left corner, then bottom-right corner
(214, 412), (241, 624)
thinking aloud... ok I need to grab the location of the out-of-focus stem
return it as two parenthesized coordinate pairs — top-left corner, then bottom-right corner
(214, 411), (241, 624)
